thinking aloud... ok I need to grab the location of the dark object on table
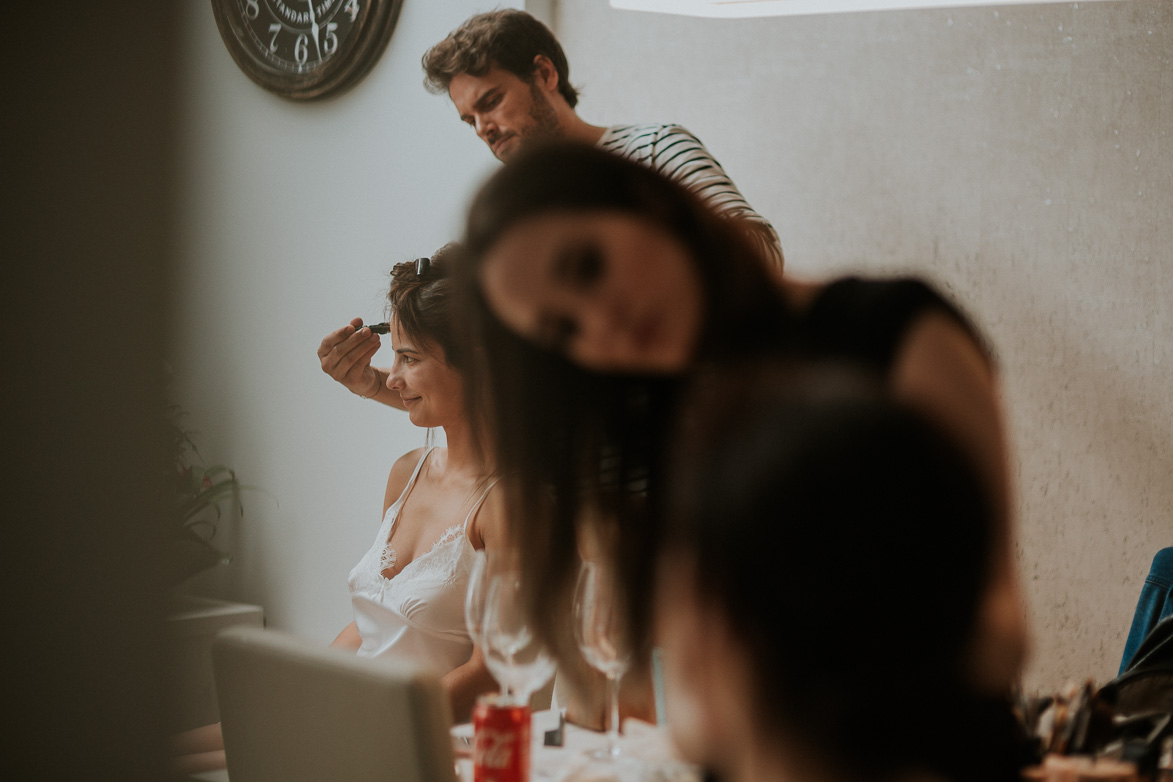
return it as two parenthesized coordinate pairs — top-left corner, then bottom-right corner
(543, 711), (564, 747)
(1025, 681), (1114, 757)
(1096, 615), (1173, 773)
(1019, 620), (1173, 776)
(1103, 615), (1173, 716)
(1100, 712), (1171, 773)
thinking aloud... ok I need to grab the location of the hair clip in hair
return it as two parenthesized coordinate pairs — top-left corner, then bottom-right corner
(415, 257), (431, 278)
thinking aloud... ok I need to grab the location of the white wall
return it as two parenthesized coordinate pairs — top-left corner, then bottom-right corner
(175, 0), (1171, 692)
(173, 0), (519, 643)
(552, 0), (1171, 690)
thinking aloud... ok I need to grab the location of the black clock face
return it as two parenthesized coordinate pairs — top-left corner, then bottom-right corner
(211, 0), (401, 100)
(238, 0), (360, 74)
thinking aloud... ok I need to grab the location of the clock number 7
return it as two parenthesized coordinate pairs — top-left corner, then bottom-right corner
(345, 0), (360, 22)
(268, 23), (281, 52)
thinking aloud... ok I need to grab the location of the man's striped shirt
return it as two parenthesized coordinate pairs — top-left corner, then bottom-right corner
(597, 123), (784, 269)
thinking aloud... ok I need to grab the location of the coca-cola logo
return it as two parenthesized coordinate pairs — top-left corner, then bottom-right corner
(475, 729), (517, 769)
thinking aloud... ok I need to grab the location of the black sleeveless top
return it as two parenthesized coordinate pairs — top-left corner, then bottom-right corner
(795, 276), (989, 376)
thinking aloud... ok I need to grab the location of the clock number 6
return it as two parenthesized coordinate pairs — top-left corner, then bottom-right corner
(294, 33), (309, 65)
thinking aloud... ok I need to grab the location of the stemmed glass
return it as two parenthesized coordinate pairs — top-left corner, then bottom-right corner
(465, 549), (490, 649)
(481, 570), (557, 704)
(468, 550), (556, 704)
(573, 560), (632, 761)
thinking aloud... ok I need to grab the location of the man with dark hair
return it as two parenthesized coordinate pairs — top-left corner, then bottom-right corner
(318, 9), (784, 403)
(422, 9), (581, 112)
(421, 9), (784, 268)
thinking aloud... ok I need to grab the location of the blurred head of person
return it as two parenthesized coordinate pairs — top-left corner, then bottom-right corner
(462, 141), (785, 373)
(452, 143), (789, 651)
(657, 365), (1031, 782)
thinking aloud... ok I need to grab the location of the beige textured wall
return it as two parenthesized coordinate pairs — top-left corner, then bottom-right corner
(553, 0), (1171, 691)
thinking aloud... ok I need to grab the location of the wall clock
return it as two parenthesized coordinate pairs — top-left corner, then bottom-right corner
(211, 0), (403, 100)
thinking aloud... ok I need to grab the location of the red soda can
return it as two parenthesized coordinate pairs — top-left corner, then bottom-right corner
(473, 694), (531, 782)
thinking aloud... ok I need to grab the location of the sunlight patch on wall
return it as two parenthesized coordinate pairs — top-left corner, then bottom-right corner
(611, 0), (1126, 19)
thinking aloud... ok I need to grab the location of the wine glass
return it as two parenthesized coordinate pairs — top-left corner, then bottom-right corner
(465, 549), (489, 648)
(573, 560), (632, 761)
(481, 569), (557, 705)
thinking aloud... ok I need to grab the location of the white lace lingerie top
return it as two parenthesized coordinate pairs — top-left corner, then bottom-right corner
(347, 447), (496, 676)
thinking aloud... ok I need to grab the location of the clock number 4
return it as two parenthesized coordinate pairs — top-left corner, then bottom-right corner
(345, 0), (360, 22)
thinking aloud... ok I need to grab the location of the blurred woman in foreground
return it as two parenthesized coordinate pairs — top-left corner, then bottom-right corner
(453, 142), (1027, 696)
(657, 367), (1033, 782)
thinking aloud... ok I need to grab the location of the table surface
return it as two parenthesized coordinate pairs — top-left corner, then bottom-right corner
(187, 709), (699, 782)
(454, 709), (700, 782)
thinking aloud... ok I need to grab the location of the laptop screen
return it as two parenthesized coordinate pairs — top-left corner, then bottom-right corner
(212, 626), (455, 782)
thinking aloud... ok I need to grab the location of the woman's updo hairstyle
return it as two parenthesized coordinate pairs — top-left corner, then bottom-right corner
(387, 242), (465, 369)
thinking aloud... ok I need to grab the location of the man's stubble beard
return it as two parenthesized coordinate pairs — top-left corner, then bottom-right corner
(499, 80), (564, 161)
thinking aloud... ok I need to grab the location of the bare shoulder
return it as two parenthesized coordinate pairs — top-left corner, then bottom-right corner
(893, 311), (995, 394)
(778, 276), (824, 310)
(383, 447), (428, 515)
(891, 311), (1008, 514)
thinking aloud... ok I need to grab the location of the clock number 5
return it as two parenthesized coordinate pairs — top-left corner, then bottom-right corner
(345, 0), (360, 22)
(323, 22), (339, 56)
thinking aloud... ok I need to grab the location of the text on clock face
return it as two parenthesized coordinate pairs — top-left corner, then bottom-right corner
(239, 0), (363, 70)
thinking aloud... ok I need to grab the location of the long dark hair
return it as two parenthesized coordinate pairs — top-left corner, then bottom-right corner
(666, 365), (1032, 782)
(454, 142), (791, 652)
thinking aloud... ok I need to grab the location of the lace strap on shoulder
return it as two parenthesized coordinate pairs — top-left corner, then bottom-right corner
(389, 446), (435, 512)
(406, 446), (435, 486)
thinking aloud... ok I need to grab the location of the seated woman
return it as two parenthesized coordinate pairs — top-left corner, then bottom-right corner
(453, 142), (1027, 698)
(173, 246), (501, 773)
(656, 366), (1033, 782)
